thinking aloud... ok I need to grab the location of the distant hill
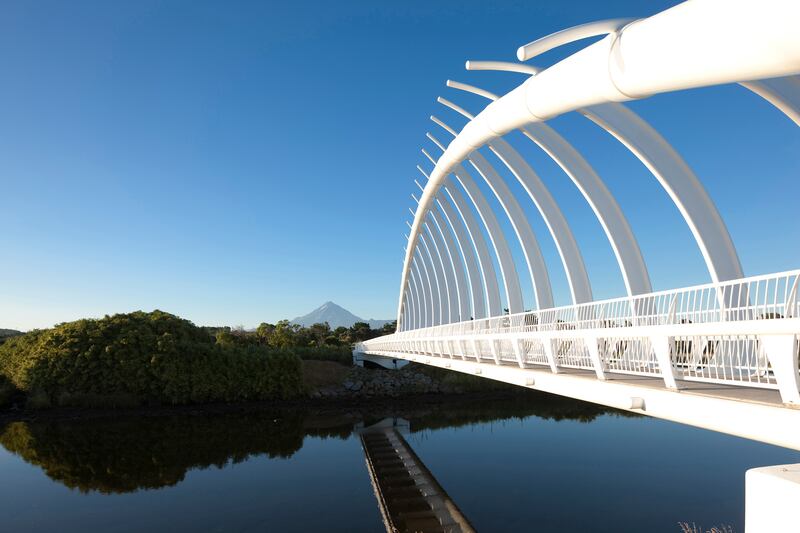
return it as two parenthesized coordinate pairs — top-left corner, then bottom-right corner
(0, 328), (23, 339)
(291, 302), (392, 330)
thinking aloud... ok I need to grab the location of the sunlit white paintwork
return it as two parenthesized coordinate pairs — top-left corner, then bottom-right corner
(398, 0), (800, 327)
(455, 72), (652, 296)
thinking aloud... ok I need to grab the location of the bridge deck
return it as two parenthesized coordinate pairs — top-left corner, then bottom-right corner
(548, 367), (785, 407)
(358, 349), (800, 450)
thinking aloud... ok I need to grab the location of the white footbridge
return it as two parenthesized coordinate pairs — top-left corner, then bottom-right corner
(356, 4), (800, 519)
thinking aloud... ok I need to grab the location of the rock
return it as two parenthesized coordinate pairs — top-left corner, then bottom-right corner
(343, 381), (354, 390)
(352, 381), (363, 391)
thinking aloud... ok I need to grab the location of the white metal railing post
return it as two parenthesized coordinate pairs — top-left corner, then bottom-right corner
(513, 338), (526, 369)
(543, 338), (560, 374)
(491, 339), (501, 365)
(585, 336), (607, 380)
(761, 334), (800, 405)
(652, 335), (679, 390)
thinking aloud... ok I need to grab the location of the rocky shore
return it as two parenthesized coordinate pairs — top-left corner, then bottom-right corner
(309, 365), (451, 399)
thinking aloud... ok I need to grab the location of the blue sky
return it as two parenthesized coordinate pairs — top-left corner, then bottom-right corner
(2, 0), (798, 331)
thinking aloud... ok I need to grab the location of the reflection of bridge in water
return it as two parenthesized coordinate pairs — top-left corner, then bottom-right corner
(356, 2), (800, 530)
(359, 418), (474, 533)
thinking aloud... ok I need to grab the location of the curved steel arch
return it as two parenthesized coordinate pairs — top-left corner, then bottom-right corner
(434, 190), (484, 320)
(443, 175), (502, 318)
(741, 75), (800, 127)
(428, 207), (466, 322)
(421, 217), (452, 323)
(451, 163), (523, 314)
(446, 70), (744, 286)
(431, 126), (554, 310)
(453, 74), (652, 296)
(411, 251), (432, 327)
(417, 230), (443, 326)
(409, 263), (424, 329)
(440, 94), (591, 304)
(397, 2), (800, 324)
(424, 213), (458, 323)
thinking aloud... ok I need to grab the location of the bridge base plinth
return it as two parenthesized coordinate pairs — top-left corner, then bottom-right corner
(745, 463), (800, 532)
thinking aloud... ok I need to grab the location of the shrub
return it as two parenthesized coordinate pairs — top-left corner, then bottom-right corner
(0, 374), (17, 407)
(288, 345), (353, 365)
(0, 311), (304, 407)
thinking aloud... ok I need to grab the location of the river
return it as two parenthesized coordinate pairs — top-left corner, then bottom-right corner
(0, 392), (797, 532)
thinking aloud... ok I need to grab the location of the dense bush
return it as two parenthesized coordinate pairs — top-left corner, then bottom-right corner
(0, 374), (16, 407)
(289, 345), (353, 365)
(0, 311), (303, 407)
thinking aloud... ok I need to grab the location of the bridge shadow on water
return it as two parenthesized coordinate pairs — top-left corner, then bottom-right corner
(0, 392), (617, 497)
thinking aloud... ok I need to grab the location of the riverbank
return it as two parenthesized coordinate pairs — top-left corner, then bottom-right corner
(0, 360), (528, 424)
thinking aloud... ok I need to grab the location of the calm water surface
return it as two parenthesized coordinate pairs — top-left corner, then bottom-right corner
(0, 393), (797, 532)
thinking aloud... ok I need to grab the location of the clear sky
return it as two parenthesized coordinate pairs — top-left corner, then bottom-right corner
(2, 0), (799, 331)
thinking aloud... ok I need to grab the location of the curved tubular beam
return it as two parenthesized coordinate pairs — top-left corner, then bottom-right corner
(410, 265), (425, 330)
(447, 80), (498, 102)
(466, 150), (554, 309)
(431, 115), (458, 137)
(451, 163), (522, 314)
(422, 219), (452, 323)
(401, 290), (412, 331)
(412, 251), (433, 327)
(522, 122), (652, 295)
(437, 117), (554, 309)
(417, 232), (443, 325)
(741, 75), (800, 127)
(517, 18), (637, 61)
(443, 177), (502, 318)
(440, 94), (591, 304)
(450, 70), (740, 287)
(466, 60), (538, 76)
(429, 207), (466, 321)
(424, 214), (458, 323)
(397, 1), (800, 322)
(409, 257), (425, 329)
(435, 191), (484, 320)
(489, 138), (592, 303)
(581, 103), (744, 283)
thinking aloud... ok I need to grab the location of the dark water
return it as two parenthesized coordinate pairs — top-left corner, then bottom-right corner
(1, 393), (798, 532)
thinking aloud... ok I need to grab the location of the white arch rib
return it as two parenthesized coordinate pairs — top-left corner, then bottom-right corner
(422, 217), (453, 323)
(441, 91), (591, 304)
(741, 75), (800, 127)
(467, 150), (553, 310)
(433, 122), (554, 309)
(435, 192), (483, 320)
(429, 208), (466, 322)
(411, 252), (432, 327)
(451, 164), (521, 314)
(408, 259), (424, 328)
(443, 177), (502, 318)
(424, 214), (458, 323)
(397, 0), (800, 323)
(417, 232), (442, 325)
(580, 103), (744, 283)
(451, 76), (651, 296)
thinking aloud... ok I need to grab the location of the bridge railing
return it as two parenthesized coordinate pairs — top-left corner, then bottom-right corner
(361, 271), (800, 401)
(395, 270), (800, 339)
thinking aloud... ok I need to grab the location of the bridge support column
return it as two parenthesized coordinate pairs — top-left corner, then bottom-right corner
(543, 339), (560, 374)
(512, 338), (526, 369)
(652, 336), (679, 390)
(585, 336), (607, 381)
(761, 334), (800, 405)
